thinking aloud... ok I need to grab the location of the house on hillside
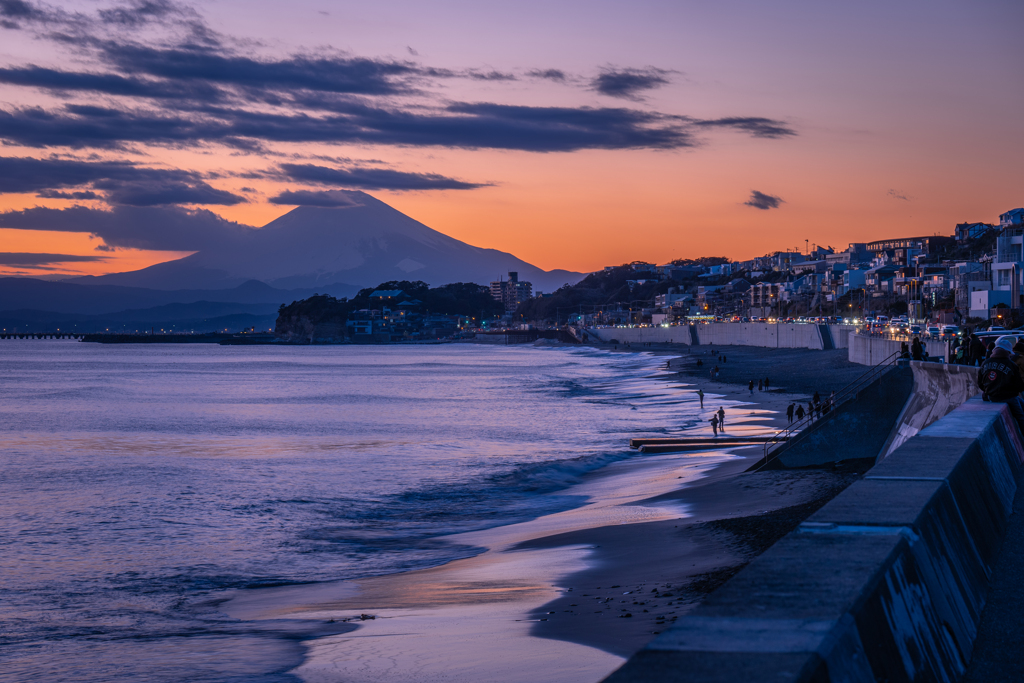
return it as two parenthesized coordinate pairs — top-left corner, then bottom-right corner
(956, 222), (995, 242)
(1000, 208), (1024, 228)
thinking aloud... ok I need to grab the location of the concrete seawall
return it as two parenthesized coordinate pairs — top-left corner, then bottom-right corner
(848, 332), (948, 365)
(764, 366), (915, 470)
(882, 362), (980, 458)
(604, 397), (1023, 683)
(585, 324), (857, 350)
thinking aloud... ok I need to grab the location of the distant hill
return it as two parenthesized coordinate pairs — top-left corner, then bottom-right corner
(70, 191), (582, 292)
(0, 278), (359, 332)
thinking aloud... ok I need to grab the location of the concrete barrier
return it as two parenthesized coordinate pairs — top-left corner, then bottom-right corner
(881, 362), (980, 458)
(603, 398), (1024, 683)
(585, 323), (858, 350)
(848, 333), (948, 365)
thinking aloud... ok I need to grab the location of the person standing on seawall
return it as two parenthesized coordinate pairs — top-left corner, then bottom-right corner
(978, 336), (1024, 431)
(786, 403), (795, 423)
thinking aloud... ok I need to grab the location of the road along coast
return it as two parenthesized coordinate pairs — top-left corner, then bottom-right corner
(221, 345), (866, 683)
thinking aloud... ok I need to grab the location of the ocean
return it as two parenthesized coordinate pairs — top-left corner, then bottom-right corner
(0, 341), (704, 682)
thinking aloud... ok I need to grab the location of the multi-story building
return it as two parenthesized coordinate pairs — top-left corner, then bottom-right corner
(866, 236), (954, 266)
(749, 282), (781, 317)
(489, 271), (533, 313)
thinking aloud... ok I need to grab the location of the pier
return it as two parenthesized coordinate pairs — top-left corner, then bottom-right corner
(0, 333), (80, 339)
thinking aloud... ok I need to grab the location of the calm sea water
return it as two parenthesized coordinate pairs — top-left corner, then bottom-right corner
(0, 341), (701, 682)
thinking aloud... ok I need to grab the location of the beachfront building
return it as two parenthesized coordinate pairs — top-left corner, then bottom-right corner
(489, 271), (534, 314)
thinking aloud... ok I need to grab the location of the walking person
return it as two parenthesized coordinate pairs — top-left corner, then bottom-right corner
(710, 414), (719, 437)
(749, 379), (755, 395)
(697, 388), (705, 409)
(717, 407), (725, 429)
(758, 379), (763, 391)
(795, 404), (805, 420)
(813, 391), (820, 405)
(786, 403), (795, 423)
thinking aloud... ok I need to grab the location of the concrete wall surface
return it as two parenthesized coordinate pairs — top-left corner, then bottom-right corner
(764, 367), (914, 469)
(882, 362), (981, 458)
(603, 398), (1024, 683)
(585, 324), (858, 350)
(849, 333), (948, 365)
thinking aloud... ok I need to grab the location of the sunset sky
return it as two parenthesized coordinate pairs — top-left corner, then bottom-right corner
(0, 0), (1021, 278)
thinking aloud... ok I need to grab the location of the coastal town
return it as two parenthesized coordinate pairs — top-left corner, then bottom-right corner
(263, 206), (1024, 344)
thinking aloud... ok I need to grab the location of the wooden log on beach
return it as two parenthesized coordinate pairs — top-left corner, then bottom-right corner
(629, 436), (787, 449)
(638, 442), (767, 453)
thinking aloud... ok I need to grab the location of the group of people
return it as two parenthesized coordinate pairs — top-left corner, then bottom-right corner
(709, 406), (727, 436)
(977, 336), (1024, 429)
(748, 377), (771, 394)
(786, 390), (835, 423)
(899, 337), (930, 361)
(951, 331), (1002, 367)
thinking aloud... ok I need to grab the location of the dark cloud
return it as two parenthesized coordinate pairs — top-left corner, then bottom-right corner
(99, 43), (420, 96)
(0, 205), (252, 251)
(37, 189), (101, 199)
(0, 251), (107, 265)
(528, 69), (567, 81)
(744, 190), (784, 210)
(0, 0), (39, 19)
(466, 70), (516, 81)
(0, 156), (244, 205)
(0, 101), (699, 152)
(278, 163), (490, 190)
(695, 117), (796, 139)
(268, 190), (364, 207)
(98, 179), (245, 206)
(592, 67), (670, 100)
(0, 65), (225, 101)
(97, 0), (183, 27)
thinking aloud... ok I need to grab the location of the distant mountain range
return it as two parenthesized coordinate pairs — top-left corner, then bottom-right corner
(69, 191), (581, 292)
(1, 192), (583, 332)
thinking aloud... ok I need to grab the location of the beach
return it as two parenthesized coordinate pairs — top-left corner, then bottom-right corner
(222, 342), (864, 682)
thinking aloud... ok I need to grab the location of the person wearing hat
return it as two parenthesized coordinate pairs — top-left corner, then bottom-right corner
(978, 336), (1024, 430)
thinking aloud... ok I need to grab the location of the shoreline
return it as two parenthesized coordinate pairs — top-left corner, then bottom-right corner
(221, 345), (858, 682)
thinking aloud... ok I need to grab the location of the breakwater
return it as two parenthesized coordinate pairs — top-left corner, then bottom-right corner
(605, 374), (1022, 682)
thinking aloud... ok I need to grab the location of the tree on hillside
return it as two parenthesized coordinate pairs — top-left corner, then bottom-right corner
(516, 264), (673, 322)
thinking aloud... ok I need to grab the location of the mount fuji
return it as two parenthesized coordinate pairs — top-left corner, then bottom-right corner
(72, 191), (582, 293)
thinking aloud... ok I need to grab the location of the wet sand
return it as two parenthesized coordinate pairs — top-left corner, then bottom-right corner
(221, 345), (859, 682)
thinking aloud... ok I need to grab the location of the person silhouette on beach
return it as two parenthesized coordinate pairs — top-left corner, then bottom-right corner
(697, 388), (705, 408)
(787, 403), (795, 423)
(717, 407), (725, 429)
(748, 379), (754, 395)
(795, 404), (805, 420)
(710, 415), (719, 437)
(765, 377), (770, 391)
(758, 379), (763, 391)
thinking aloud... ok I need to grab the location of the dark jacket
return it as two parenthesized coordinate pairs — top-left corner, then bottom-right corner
(968, 337), (987, 364)
(978, 356), (1024, 401)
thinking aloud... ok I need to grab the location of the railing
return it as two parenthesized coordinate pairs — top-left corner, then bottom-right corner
(757, 350), (901, 468)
